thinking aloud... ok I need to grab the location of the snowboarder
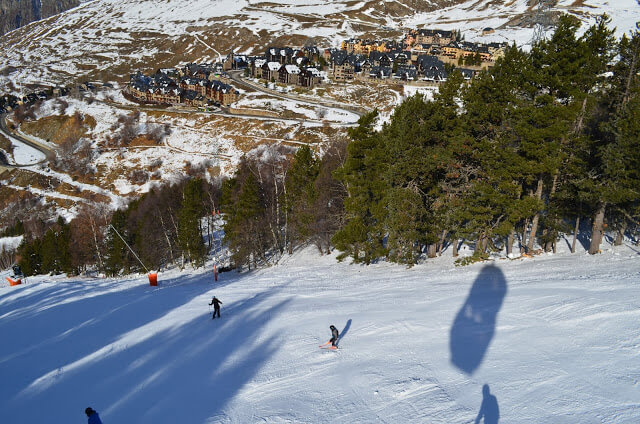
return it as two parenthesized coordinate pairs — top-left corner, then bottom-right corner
(320, 325), (340, 349)
(85, 407), (103, 424)
(209, 296), (223, 319)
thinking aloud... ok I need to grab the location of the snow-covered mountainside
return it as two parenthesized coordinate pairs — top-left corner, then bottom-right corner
(1, 243), (639, 423)
(0, 0), (638, 92)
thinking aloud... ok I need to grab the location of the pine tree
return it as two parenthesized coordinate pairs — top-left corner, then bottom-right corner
(222, 163), (268, 269)
(38, 217), (72, 275)
(571, 27), (638, 253)
(312, 139), (348, 254)
(105, 209), (133, 276)
(461, 45), (536, 255)
(56, 217), (72, 274)
(332, 110), (386, 263)
(381, 92), (449, 261)
(17, 237), (42, 276)
(285, 145), (320, 249)
(40, 227), (58, 274)
(178, 178), (207, 268)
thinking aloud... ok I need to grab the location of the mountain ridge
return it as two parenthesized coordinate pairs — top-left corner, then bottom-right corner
(0, 0), (637, 94)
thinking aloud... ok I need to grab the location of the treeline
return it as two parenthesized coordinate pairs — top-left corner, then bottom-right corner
(331, 15), (640, 264)
(0, 220), (24, 237)
(221, 142), (347, 269)
(16, 178), (221, 276)
(223, 16), (640, 267)
(12, 140), (348, 275)
(7, 15), (640, 275)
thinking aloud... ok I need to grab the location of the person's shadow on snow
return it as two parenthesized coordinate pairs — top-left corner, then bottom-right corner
(475, 384), (499, 424)
(336, 319), (351, 347)
(450, 264), (507, 374)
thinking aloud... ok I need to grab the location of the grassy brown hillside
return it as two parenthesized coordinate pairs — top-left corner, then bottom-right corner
(21, 113), (96, 145)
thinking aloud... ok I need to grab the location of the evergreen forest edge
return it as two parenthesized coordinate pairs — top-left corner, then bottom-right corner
(7, 15), (640, 276)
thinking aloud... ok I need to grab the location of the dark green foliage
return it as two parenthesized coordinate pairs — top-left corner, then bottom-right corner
(332, 110), (387, 263)
(105, 209), (135, 276)
(1, 220), (24, 237)
(325, 14), (637, 264)
(17, 237), (42, 276)
(102, 178), (215, 274)
(285, 145), (320, 248)
(222, 161), (269, 269)
(178, 178), (208, 268)
(15, 177), (218, 277)
(18, 217), (71, 276)
(310, 140), (348, 254)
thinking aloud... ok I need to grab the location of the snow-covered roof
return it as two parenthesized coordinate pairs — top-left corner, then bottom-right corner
(284, 65), (300, 74)
(305, 67), (321, 77)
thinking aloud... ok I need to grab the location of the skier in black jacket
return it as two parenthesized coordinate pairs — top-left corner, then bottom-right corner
(319, 325), (340, 349)
(209, 296), (223, 319)
(329, 325), (339, 347)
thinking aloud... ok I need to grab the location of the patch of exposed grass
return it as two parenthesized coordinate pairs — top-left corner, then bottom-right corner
(0, 184), (31, 209)
(130, 134), (161, 146)
(0, 133), (13, 154)
(10, 169), (52, 189)
(100, 163), (129, 192)
(21, 113), (96, 145)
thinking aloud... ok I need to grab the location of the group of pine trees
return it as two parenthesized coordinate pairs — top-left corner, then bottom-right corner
(221, 142), (347, 269)
(220, 14), (640, 270)
(15, 178), (220, 276)
(333, 15), (640, 265)
(7, 15), (639, 275)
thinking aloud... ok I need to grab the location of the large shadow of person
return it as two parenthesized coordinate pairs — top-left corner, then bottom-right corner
(336, 319), (351, 347)
(475, 384), (499, 424)
(450, 264), (507, 374)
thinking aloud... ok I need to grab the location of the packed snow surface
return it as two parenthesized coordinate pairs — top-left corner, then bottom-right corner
(1, 245), (640, 423)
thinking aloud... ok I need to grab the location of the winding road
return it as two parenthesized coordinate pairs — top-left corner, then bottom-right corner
(0, 74), (366, 196)
(0, 113), (53, 171)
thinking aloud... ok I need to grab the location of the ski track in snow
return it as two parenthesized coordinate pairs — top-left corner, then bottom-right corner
(1, 242), (640, 423)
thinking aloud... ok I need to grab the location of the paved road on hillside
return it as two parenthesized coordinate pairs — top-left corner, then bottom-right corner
(0, 113), (53, 171)
(0, 76), (363, 173)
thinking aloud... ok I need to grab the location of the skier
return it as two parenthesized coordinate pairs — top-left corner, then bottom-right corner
(320, 325), (340, 349)
(209, 296), (223, 319)
(85, 407), (103, 424)
(12, 264), (23, 278)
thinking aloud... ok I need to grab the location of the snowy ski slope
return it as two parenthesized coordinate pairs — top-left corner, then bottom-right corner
(1, 241), (639, 423)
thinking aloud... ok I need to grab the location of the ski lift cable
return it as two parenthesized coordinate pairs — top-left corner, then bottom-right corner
(109, 224), (150, 274)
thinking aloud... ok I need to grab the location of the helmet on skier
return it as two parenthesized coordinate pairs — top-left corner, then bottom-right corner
(330, 325), (336, 330)
(85, 407), (95, 416)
